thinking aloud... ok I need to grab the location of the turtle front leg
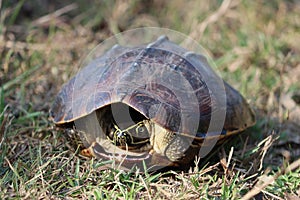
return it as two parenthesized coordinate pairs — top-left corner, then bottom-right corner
(145, 120), (195, 164)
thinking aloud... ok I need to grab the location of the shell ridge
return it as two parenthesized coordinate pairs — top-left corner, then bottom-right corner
(146, 35), (169, 48)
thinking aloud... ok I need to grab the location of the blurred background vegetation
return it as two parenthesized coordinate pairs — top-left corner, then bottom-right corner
(0, 0), (299, 199)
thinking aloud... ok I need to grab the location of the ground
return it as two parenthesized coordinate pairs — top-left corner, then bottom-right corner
(0, 0), (300, 199)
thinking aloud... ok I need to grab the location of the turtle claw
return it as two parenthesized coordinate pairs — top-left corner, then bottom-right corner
(81, 148), (94, 157)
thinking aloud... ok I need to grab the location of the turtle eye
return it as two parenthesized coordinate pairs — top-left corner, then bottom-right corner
(136, 125), (145, 133)
(138, 127), (144, 132)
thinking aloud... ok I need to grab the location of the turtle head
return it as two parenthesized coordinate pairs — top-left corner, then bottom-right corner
(107, 121), (150, 147)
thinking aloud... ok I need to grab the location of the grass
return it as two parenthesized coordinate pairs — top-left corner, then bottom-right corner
(1, 0), (300, 199)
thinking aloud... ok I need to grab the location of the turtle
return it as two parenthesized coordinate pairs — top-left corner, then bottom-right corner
(50, 36), (255, 168)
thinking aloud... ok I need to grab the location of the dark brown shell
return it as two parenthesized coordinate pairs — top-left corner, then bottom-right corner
(50, 36), (255, 137)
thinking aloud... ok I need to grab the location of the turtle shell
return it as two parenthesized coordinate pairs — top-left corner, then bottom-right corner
(50, 36), (255, 141)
